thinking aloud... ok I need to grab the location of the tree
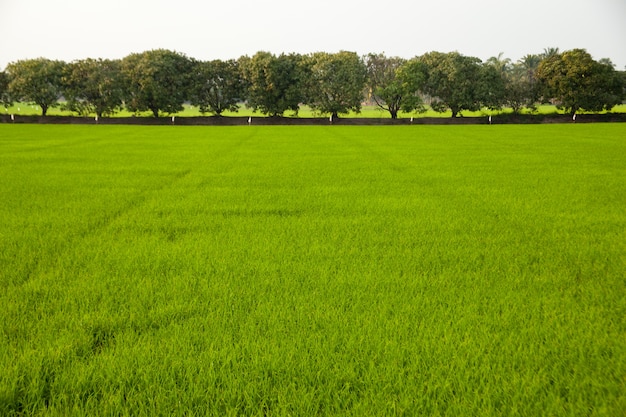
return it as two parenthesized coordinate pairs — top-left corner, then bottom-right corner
(189, 59), (245, 116)
(240, 52), (305, 117)
(536, 49), (625, 116)
(305, 51), (367, 118)
(417, 51), (483, 117)
(121, 49), (193, 117)
(481, 53), (513, 111)
(5, 58), (65, 116)
(477, 63), (507, 112)
(541, 47), (560, 60)
(499, 54), (543, 114)
(515, 54), (542, 110)
(505, 64), (535, 114)
(486, 52), (511, 75)
(62, 58), (124, 118)
(365, 53), (424, 119)
(0, 71), (11, 108)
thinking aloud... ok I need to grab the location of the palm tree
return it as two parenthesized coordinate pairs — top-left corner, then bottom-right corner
(517, 54), (541, 82)
(486, 52), (511, 74)
(541, 47), (560, 59)
(598, 58), (615, 68)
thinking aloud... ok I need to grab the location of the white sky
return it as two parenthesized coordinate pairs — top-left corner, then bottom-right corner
(1, 0), (625, 70)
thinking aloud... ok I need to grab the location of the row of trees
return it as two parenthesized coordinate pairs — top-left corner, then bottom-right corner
(1, 48), (624, 118)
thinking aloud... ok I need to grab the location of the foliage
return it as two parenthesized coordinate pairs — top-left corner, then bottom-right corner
(121, 49), (194, 117)
(0, 124), (624, 415)
(305, 51), (367, 118)
(536, 49), (625, 115)
(3, 48), (625, 118)
(240, 52), (305, 117)
(541, 47), (561, 60)
(477, 63), (507, 111)
(5, 58), (65, 116)
(365, 53), (424, 118)
(504, 55), (542, 113)
(189, 59), (245, 115)
(416, 51), (484, 117)
(485, 52), (511, 74)
(62, 58), (124, 117)
(481, 52), (516, 112)
(0, 71), (11, 108)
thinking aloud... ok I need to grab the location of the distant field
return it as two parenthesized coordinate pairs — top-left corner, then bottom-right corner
(1, 124), (625, 415)
(4, 103), (626, 118)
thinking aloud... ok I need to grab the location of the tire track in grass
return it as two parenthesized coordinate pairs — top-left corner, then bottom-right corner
(0, 168), (193, 289)
(1, 127), (258, 289)
(193, 127), (260, 189)
(329, 126), (411, 174)
(0, 125), (114, 155)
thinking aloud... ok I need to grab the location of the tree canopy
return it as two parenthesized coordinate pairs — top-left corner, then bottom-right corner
(121, 49), (193, 117)
(537, 49), (624, 116)
(0, 71), (11, 108)
(5, 58), (65, 116)
(504, 55), (542, 114)
(240, 52), (305, 117)
(365, 53), (424, 119)
(2, 48), (623, 118)
(190, 59), (245, 116)
(416, 52), (484, 117)
(305, 51), (367, 118)
(62, 58), (124, 118)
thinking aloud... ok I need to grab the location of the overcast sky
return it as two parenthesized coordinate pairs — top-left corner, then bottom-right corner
(1, 0), (625, 70)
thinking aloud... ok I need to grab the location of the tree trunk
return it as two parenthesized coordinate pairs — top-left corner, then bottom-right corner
(389, 109), (398, 119)
(41, 104), (48, 116)
(151, 107), (159, 118)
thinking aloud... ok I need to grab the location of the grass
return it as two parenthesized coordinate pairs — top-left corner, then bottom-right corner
(4, 103), (626, 118)
(0, 124), (625, 415)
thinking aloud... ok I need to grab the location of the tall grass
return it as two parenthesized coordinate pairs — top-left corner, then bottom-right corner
(0, 124), (624, 415)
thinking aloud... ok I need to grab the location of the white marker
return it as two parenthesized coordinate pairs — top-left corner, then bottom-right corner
(248, 117), (252, 124)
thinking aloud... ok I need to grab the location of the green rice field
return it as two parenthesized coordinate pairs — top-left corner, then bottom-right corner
(1, 124), (625, 415)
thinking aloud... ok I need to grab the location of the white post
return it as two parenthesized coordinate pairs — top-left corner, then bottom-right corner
(95, 115), (99, 123)
(572, 113), (576, 123)
(11, 114), (15, 121)
(329, 115), (333, 123)
(248, 116), (252, 125)
(410, 116), (414, 123)
(489, 115), (492, 125)
(172, 115), (176, 124)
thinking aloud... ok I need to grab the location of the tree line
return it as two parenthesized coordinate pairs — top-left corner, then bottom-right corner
(1, 48), (624, 118)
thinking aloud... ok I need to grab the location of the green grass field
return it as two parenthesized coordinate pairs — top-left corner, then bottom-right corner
(1, 124), (625, 416)
(4, 103), (626, 118)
